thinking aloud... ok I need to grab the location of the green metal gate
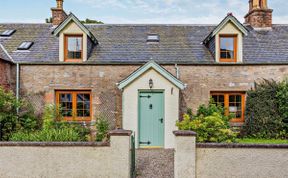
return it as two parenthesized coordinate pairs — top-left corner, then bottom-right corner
(131, 133), (136, 178)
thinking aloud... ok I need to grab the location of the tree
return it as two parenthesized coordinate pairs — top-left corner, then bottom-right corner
(81, 18), (104, 24)
(45, 18), (104, 24)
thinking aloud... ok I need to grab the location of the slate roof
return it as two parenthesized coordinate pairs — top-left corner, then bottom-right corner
(0, 43), (12, 62)
(0, 23), (288, 64)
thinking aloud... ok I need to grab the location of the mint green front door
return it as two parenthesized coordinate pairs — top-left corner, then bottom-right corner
(139, 92), (164, 148)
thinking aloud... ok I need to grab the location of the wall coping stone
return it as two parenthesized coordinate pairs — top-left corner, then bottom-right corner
(173, 130), (197, 137)
(109, 129), (132, 136)
(0, 142), (109, 147)
(197, 143), (288, 149)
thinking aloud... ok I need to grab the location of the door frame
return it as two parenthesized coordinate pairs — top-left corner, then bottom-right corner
(137, 89), (165, 148)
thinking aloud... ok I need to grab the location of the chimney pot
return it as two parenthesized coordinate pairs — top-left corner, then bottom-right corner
(57, 0), (64, 9)
(227, 12), (233, 16)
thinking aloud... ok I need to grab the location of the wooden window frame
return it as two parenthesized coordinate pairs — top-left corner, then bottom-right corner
(211, 91), (245, 123)
(219, 34), (238, 63)
(64, 34), (83, 62)
(56, 90), (92, 121)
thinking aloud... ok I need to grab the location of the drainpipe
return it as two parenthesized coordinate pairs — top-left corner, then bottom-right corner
(16, 63), (20, 114)
(175, 64), (179, 79)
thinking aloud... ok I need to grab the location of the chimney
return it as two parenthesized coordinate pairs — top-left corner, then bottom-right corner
(244, 0), (273, 28)
(51, 0), (67, 26)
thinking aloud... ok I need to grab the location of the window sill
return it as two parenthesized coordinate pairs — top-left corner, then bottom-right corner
(64, 59), (83, 63)
(229, 122), (244, 127)
(63, 118), (92, 122)
(219, 59), (237, 63)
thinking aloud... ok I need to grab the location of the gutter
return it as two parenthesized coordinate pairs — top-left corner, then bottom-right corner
(14, 61), (288, 66)
(175, 63), (179, 79)
(16, 63), (20, 114)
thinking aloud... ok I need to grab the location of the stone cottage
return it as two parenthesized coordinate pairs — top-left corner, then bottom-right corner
(0, 0), (287, 148)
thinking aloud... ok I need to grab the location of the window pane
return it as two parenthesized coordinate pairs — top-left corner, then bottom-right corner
(220, 37), (234, 51)
(229, 95), (235, 102)
(77, 93), (90, 117)
(67, 36), (82, 59)
(219, 95), (224, 103)
(220, 52), (227, 59)
(229, 94), (242, 118)
(220, 37), (235, 59)
(212, 94), (224, 107)
(59, 93), (73, 117)
(228, 51), (234, 59)
(236, 95), (241, 102)
(212, 95), (218, 103)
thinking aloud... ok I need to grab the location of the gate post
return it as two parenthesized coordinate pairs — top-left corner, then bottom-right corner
(173, 130), (197, 178)
(109, 129), (132, 178)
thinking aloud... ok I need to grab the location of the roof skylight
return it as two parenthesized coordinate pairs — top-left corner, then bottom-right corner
(17, 42), (34, 50)
(147, 34), (160, 42)
(0, 30), (16, 37)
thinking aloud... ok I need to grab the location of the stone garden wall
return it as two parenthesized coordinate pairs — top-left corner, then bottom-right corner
(174, 131), (288, 178)
(0, 130), (132, 178)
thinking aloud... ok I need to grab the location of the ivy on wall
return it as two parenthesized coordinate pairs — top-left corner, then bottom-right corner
(243, 79), (288, 139)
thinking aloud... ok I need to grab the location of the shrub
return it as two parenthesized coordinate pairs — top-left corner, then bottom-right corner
(0, 87), (38, 141)
(243, 79), (288, 139)
(11, 104), (90, 142)
(277, 79), (288, 124)
(17, 101), (40, 132)
(95, 116), (109, 142)
(52, 122), (90, 141)
(177, 101), (237, 143)
(10, 128), (80, 142)
(42, 104), (90, 141)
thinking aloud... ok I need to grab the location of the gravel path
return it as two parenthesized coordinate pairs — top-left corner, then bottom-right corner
(136, 149), (174, 178)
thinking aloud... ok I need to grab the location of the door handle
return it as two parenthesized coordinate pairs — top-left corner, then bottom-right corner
(159, 118), (163, 123)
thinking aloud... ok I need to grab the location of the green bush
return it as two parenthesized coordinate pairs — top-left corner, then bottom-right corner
(0, 87), (39, 141)
(42, 104), (90, 141)
(95, 116), (109, 142)
(277, 80), (288, 124)
(243, 79), (288, 139)
(177, 101), (237, 143)
(10, 128), (80, 142)
(52, 122), (90, 141)
(10, 104), (90, 142)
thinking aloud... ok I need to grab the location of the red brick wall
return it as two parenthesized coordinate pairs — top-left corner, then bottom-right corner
(18, 64), (288, 127)
(0, 60), (14, 91)
(245, 9), (273, 28)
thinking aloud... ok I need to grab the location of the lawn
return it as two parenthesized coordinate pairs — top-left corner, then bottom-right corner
(237, 138), (288, 144)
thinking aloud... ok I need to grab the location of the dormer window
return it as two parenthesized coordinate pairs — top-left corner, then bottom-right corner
(219, 35), (237, 62)
(64, 34), (83, 62)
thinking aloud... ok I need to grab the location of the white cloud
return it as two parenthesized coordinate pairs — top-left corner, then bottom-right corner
(273, 16), (288, 24)
(71, 0), (288, 24)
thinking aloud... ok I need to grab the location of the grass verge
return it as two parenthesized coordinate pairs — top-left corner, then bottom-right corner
(237, 138), (288, 144)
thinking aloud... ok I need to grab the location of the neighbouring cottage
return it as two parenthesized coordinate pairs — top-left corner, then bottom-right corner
(0, 44), (14, 91)
(0, 0), (287, 148)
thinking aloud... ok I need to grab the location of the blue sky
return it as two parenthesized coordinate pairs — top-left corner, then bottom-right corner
(0, 0), (287, 24)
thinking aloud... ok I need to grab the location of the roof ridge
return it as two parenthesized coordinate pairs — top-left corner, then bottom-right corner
(0, 23), (51, 25)
(85, 24), (218, 26)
